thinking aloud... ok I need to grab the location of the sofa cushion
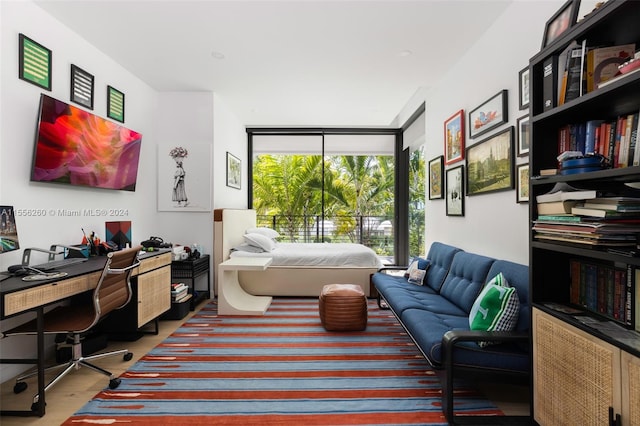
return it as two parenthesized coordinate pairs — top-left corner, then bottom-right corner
(438, 252), (495, 314)
(423, 242), (463, 292)
(469, 272), (520, 347)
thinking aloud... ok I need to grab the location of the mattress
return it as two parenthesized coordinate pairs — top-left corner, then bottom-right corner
(230, 242), (383, 268)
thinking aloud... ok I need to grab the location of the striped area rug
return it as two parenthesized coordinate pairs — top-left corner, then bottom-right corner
(63, 298), (502, 425)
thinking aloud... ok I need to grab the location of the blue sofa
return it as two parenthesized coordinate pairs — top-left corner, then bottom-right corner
(372, 242), (530, 424)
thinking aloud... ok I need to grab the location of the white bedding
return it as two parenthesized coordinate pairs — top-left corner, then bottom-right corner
(230, 242), (383, 268)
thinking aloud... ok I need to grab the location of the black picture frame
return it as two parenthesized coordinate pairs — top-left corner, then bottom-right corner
(18, 33), (52, 91)
(468, 90), (508, 139)
(428, 155), (444, 200)
(107, 85), (125, 123)
(226, 152), (241, 189)
(516, 163), (530, 203)
(446, 165), (464, 216)
(517, 114), (530, 157)
(466, 126), (514, 196)
(541, 0), (581, 49)
(518, 66), (530, 110)
(70, 64), (94, 110)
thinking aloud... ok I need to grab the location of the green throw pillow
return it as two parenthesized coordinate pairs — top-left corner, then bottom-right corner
(469, 272), (520, 347)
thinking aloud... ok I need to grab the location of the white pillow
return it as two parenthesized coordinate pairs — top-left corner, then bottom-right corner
(244, 233), (276, 252)
(246, 227), (279, 240)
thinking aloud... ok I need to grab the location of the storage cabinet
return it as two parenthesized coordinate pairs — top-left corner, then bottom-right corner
(171, 254), (211, 310)
(529, 2), (640, 424)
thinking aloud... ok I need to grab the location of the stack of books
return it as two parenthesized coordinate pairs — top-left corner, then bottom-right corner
(171, 282), (190, 303)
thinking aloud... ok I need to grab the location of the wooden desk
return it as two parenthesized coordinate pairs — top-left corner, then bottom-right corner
(218, 257), (272, 315)
(0, 249), (171, 417)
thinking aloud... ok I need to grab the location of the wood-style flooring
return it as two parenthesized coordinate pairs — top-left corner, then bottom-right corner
(0, 301), (530, 425)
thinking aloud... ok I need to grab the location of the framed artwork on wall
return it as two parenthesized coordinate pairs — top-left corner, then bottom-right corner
(446, 165), (464, 217)
(466, 126), (514, 196)
(70, 64), (94, 110)
(227, 152), (241, 189)
(157, 144), (212, 212)
(444, 109), (465, 165)
(428, 155), (444, 200)
(541, 0), (581, 49)
(517, 114), (530, 157)
(468, 90), (508, 139)
(107, 85), (125, 123)
(516, 163), (530, 203)
(518, 66), (530, 110)
(18, 33), (52, 91)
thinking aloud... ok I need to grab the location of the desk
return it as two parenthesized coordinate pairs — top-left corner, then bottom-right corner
(0, 249), (171, 417)
(218, 257), (272, 315)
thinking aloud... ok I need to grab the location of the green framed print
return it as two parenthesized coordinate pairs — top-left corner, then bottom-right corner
(18, 34), (52, 91)
(466, 126), (514, 196)
(428, 155), (444, 200)
(107, 85), (125, 123)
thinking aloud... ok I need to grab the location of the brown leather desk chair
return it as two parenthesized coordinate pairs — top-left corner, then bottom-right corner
(2, 245), (142, 411)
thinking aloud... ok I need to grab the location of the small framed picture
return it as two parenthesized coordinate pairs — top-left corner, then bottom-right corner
(517, 114), (530, 157)
(466, 126), (514, 196)
(226, 152), (241, 189)
(107, 85), (125, 123)
(18, 34), (52, 91)
(541, 0), (580, 49)
(516, 163), (530, 203)
(70, 64), (94, 110)
(444, 109), (465, 165)
(518, 66), (530, 110)
(428, 156), (444, 200)
(468, 90), (508, 139)
(446, 165), (465, 217)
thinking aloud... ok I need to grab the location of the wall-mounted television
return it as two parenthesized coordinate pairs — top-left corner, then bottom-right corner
(31, 94), (143, 191)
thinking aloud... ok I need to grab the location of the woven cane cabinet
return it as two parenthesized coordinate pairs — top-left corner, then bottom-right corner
(529, 1), (640, 425)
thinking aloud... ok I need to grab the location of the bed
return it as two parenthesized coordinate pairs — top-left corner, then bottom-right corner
(213, 208), (382, 297)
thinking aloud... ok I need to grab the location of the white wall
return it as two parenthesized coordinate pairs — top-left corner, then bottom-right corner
(394, 0), (598, 264)
(0, 1), (246, 382)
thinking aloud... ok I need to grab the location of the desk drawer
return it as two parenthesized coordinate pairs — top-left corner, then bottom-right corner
(4, 273), (98, 316)
(135, 252), (171, 275)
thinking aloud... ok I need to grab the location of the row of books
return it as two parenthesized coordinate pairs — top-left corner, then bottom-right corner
(171, 282), (190, 303)
(556, 112), (640, 168)
(547, 41), (636, 110)
(569, 259), (639, 332)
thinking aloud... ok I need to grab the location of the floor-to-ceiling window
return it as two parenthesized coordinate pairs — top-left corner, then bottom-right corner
(247, 129), (402, 263)
(402, 104), (426, 260)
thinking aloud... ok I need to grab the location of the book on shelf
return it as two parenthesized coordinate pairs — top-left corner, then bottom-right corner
(585, 43), (635, 93)
(585, 120), (605, 155)
(558, 42), (583, 105)
(537, 200), (578, 215)
(635, 268), (640, 332)
(597, 65), (640, 89)
(542, 55), (558, 112)
(534, 233), (636, 247)
(539, 168), (558, 176)
(173, 292), (192, 304)
(582, 197), (640, 212)
(571, 205), (640, 218)
(535, 182), (600, 203)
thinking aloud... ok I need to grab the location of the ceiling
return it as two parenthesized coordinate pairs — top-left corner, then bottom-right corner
(34, 0), (512, 128)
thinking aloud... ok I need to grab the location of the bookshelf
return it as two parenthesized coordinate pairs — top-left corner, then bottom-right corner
(529, 1), (640, 424)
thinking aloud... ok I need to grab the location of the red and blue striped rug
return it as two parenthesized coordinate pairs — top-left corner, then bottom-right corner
(63, 298), (502, 425)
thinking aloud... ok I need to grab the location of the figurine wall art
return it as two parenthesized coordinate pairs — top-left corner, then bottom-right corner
(157, 143), (212, 212)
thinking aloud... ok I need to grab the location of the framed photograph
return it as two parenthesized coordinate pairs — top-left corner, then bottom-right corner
(468, 90), (508, 139)
(516, 163), (530, 203)
(18, 33), (52, 91)
(446, 165), (464, 217)
(466, 126), (514, 196)
(428, 156), (444, 200)
(517, 114), (530, 157)
(70, 64), (94, 109)
(226, 152), (241, 189)
(444, 109), (465, 165)
(541, 0), (580, 49)
(107, 86), (125, 123)
(518, 66), (530, 110)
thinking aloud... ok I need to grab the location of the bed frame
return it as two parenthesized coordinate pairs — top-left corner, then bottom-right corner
(213, 208), (375, 297)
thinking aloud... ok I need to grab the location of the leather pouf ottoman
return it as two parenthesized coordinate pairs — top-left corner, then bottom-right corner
(319, 284), (367, 331)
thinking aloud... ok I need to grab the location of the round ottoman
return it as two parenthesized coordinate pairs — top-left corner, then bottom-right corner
(319, 284), (367, 331)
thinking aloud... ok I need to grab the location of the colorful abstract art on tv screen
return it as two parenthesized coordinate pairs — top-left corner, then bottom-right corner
(31, 94), (142, 191)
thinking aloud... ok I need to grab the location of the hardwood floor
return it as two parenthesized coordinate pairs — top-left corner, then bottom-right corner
(0, 302), (530, 425)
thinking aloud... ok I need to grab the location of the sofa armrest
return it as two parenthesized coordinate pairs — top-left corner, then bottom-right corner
(442, 330), (529, 367)
(377, 265), (409, 273)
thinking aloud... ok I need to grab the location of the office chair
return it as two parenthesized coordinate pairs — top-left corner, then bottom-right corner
(2, 245), (142, 411)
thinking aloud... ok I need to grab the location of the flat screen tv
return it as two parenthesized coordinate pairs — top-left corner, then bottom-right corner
(31, 94), (142, 191)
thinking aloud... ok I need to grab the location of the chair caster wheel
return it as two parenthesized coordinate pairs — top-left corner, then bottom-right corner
(123, 352), (133, 361)
(13, 381), (27, 394)
(109, 378), (121, 389)
(30, 401), (45, 412)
